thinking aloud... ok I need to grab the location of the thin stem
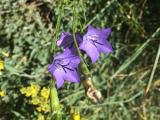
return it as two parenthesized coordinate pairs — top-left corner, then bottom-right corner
(49, 1), (64, 120)
(72, 1), (103, 103)
(50, 80), (62, 120)
(51, 1), (64, 56)
(72, 1), (92, 78)
(146, 43), (160, 94)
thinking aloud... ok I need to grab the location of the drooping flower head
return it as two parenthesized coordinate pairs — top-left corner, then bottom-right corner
(57, 32), (82, 54)
(48, 49), (80, 88)
(79, 25), (113, 63)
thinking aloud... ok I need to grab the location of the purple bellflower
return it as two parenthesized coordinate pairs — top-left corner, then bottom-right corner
(79, 25), (113, 63)
(57, 32), (82, 54)
(48, 49), (80, 88)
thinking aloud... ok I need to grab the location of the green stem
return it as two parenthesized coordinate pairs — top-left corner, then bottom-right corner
(49, 1), (64, 119)
(50, 80), (62, 120)
(51, 1), (64, 56)
(72, 1), (92, 78)
(146, 43), (160, 93)
(72, 1), (103, 104)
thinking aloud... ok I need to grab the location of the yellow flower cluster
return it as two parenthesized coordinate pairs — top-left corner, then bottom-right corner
(37, 113), (45, 120)
(20, 84), (40, 97)
(70, 108), (81, 120)
(0, 60), (4, 70)
(0, 51), (9, 75)
(72, 112), (80, 120)
(0, 90), (5, 97)
(20, 84), (50, 113)
(0, 60), (4, 75)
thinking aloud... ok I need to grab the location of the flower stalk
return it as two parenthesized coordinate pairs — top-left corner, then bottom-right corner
(49, 1), (64, 119)
(50, 80), (62, 120)
(72, 1), (103, 103)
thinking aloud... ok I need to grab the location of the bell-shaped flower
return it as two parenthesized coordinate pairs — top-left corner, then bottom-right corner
(57, 32), (82, 54)
(79, 25), (113, 63)
(48, 49), (80, 88)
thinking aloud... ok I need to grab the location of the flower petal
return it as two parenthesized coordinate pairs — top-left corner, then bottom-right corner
(53, 69), (65, 89)
(97, 40), (113, 53)
(54, 49), (80, 68)
(48, 48), (81, 88)
(54, 49), (71, 60)
(81, 25), (112, 60)
(87, 25), (111, 43)
(57, 32), (66, 46)
(48, 64), (65, 89)
(57, 32), (82, 51)
(63, 70), (80, 83)
(69, 56), (80, 68)
(57, 32), (73, 48)
(102, 28), (111, 39)
(80, 40), (99, 63)
(88, 25), (94, 31)
(48, 64), (56, 75)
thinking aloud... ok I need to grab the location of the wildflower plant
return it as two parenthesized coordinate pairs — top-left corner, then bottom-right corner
(1, 0), (159, 119)
(48, 24), (112, 119)
(48, 25), (112, 88)
(20, 84), (50, 118)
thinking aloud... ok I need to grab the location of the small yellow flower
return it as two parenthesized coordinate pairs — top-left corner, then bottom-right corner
(25, 89), (32, 97)
(40, 87), (50, 100)
(20, 87), (32, 97)
(37, 113), (45, 120)
(0, 91), (5, 97)
(30, 84), (40, 97)
(72, 112), (80, 120)
(31, 97), (41, 105)
(20, 84), (40, 97)
(36, 106), (42, 112)
(20, 87), (27, 94)
(0, 60), (4, 70)
(41, 103), (50, 112)
(35, 99), (50, 113)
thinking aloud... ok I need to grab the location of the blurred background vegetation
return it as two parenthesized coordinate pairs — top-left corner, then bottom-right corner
(0, 0), (160, 120)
